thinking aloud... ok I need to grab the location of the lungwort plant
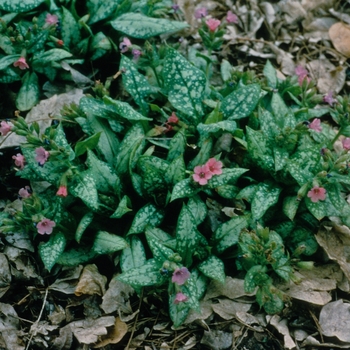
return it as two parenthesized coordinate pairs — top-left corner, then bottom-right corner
(1, 11), (350, 326)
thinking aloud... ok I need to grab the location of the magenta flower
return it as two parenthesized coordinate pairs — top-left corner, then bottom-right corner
(132, 49), (141, 60)
(307, 186), (326, 203)
(194, 7), (208, 19)
(226, 10), (238, 24)
(343, 138), (350, 150)
(56, 185), (68, 197)
(12, 153), (26, 169)
(18, 186), (31, 199)
(35, 147), (50, 165)
(295, 65), (310, 86)
(0, 121), (11, 136)
(172, 267), (190, 285)
(37, 218), (56, 235)
(13, 57), (29, 70)
(172, 4), (180, 12)
(206, 158), (223, 175)
(174, 292), (188, 304)
(45, 13), (59, 25)
(193, 164), (212, 185)
(119, 37), (132, 53)
(323, 91), (337, 107)
(206, 18), (221, 32)
(167, 112), (179, 124)
(308, 118), (322, 132)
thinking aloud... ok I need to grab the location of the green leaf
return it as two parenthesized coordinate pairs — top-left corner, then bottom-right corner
(90, 31), (111, 60)
(87, 0), (119, 24)
(120, 55), (154, 114)
(146, 230), (174, 263)
(128, 203), (164, 235)
(54, 123), (75, 161)
(181, 275), (200, 311)
(33, 49), (72, 64)
(187, 195), (207, 226)
(187, 137), (213, 169)
(92, 231), (128, 254)
(259, 107), (279, 141)
(207, 168), (248, 188)
(263, 60), (277, 88)
(0, 0), (44, 12)
(216, 184), (240, 199)
(39, 233), (67, 272)
(61, 6), (81, 47)
(117, 259), (167, 287)
(197, 121), (237, 140)
(16, 71), (40, 111)
(273, 146), (289, 172)
(305, 198), (327, 220)
(75, 132), (101, 157)
(198, 256), (225, 283)
(169, 294), (191, 328)
(120, 236), (146, 272)
(257, 285), (284, 314)
(214, 215), (250, 253)
(171, 178), (198, 201)
(251, 182), (282, 220)
(110, 195), (132, 219)
(282, 196), (300, 220)
(56, 245), (97, 266)
(145, 227), (176, 250)
(75, 212), (94, 243)
(164, 155), (186, 185)
(0, 54), (20, 70)
(220, 84), (260, 120)
(163, 48), (207, 124)
(176, 204), (199, 266)
(86, 149), (121, 195)
(244, 265), (268, 293)
(70, 172), (99, 211)
(103, 97), (152, 122)
(111, 12), (189, 39)
(221, 59), (233, 82)
(167, 128), (186, 163)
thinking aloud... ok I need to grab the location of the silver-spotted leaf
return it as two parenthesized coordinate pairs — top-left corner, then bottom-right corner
(171, 178), (198, 201)
(146, 230), (174, 263)
(61, 6), (81, 47)
(187, 195), (207, 226)
(0, 0), (44, 12)
(167, 128), (186, 162)
(220, 84), (260, 120)
(16, 71), (40, 111)
(164, 155), (186, 185)
(198, 256), (225, 283)
(87, 0), (118, 24)
(207, 168), (248, 188)
(251, 182), (282, 220)
(263, 60), (277, 88)
(169, 294), (191, 328)
(75, 212), (94, 243)
(39, 233), (67, 272)
(92, 231), (128, 254)
(111, 13), (188, 39)
(282, 196), (300, 220)
(110, 195), (132, 219)
(120, 236), (146, 272)
(163, 48), (207, 124)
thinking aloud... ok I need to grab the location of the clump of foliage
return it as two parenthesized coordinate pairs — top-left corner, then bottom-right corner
(1, 0), (350, 328)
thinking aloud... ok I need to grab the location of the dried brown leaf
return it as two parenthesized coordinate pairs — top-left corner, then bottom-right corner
(268, 315), (296, 350)
(329, 22), (350, 58)
(200, 330), (232, 350)
(51, 325), (73, 350)
(212, 299), (251, 320)
(0, 253), (11, 298)
(93, 317), (128, 348)
(75, 264), (107, 297)
(302, 335), (350, 348)
(184, 300), (213, 324)
(49, 266), (83, 294)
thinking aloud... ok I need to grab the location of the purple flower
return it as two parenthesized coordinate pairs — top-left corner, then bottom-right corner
(193, 164), (212, 185)
(172, 267), (190, 285)
(35, 147), (50, 165)
(323, 91), (337, 107)
(172, 4), (180, 12)
(132, 49), (141, 60)
(307, 186), (326, 203)
(12, 153), (26, 169)
(206, 158), (223, 175)
(37, 218), (56, 235)
(308, 118), (322, 132)
(45, 13), (59, 25)
(295, 65), (310, 86)
(206, 18), (221, 32)
(18, 186), (31, 199)
(226, 10), (238, 24)
(174, 292), (188, 304)
(343, 138), (350, 150)
(194, 7), (208, 19)
(119, 37), (132, 53)
(13, 57), (29, 70)
(0, 121), (11, 136)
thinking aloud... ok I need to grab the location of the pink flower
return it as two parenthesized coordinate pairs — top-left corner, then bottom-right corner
(206, 158), (223, 175)
(37, 218), (56, 235)
(172, 4), (180, 12)
(119, 37), (132, 53)
(167, 112), (179, 124)
(323, 91), (337, 107)
(132, 49), (141, 60)
(226, 10), (238, 24)
(35, 147), (50, 165)
(194, 7), (208, 19)
(18, 186), (31, 199)
(0, 121), (11, 136)
(56, 185), (68, 197)
(172, 267), (190, 285)
(308, 119), (322, 132)
(45, 13), (59, 25)
(12, 153), (26, 169)
(343, 138), (350, 150)
(206, 18), (221, 32)
(295, 65), (310, 86)
(174, 292), (188, 304)
(13, 57), (29, 70)
(193, 164), (212, 185)
(307, 186), (326, 203)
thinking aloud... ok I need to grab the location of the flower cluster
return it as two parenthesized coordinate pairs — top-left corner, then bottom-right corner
(172, 267), (190, 304)
(193, 158), (223, 185)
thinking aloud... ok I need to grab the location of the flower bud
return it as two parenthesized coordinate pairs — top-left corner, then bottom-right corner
(296, 261), (314, 270)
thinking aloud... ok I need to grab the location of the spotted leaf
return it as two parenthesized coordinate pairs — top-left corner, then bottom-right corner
(75, 212), (94, 243)
(92, 231), (128, 255)
(169, 294), (191, 328)
(164, 155), (186, 186)
(111, 13), (188, 39)
(171, 178), (198, 201)
(207, 168), (248, 188)
(0, 0), (44, 12)
(39, 233), (67, 272)
(163, 48), (207, 124)
(16, 71), (40, 111)
(167, 128), (186, 163)
(198, 256), (225, 283)
(187, 195), (207, 226)
(120, 236), (146, 273)
(220, 84), (260, 120)
(146, 230), (174, 263)
(110, 195), (132, 219)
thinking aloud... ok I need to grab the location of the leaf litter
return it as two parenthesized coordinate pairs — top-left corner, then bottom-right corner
(2, 0), (350, 349)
